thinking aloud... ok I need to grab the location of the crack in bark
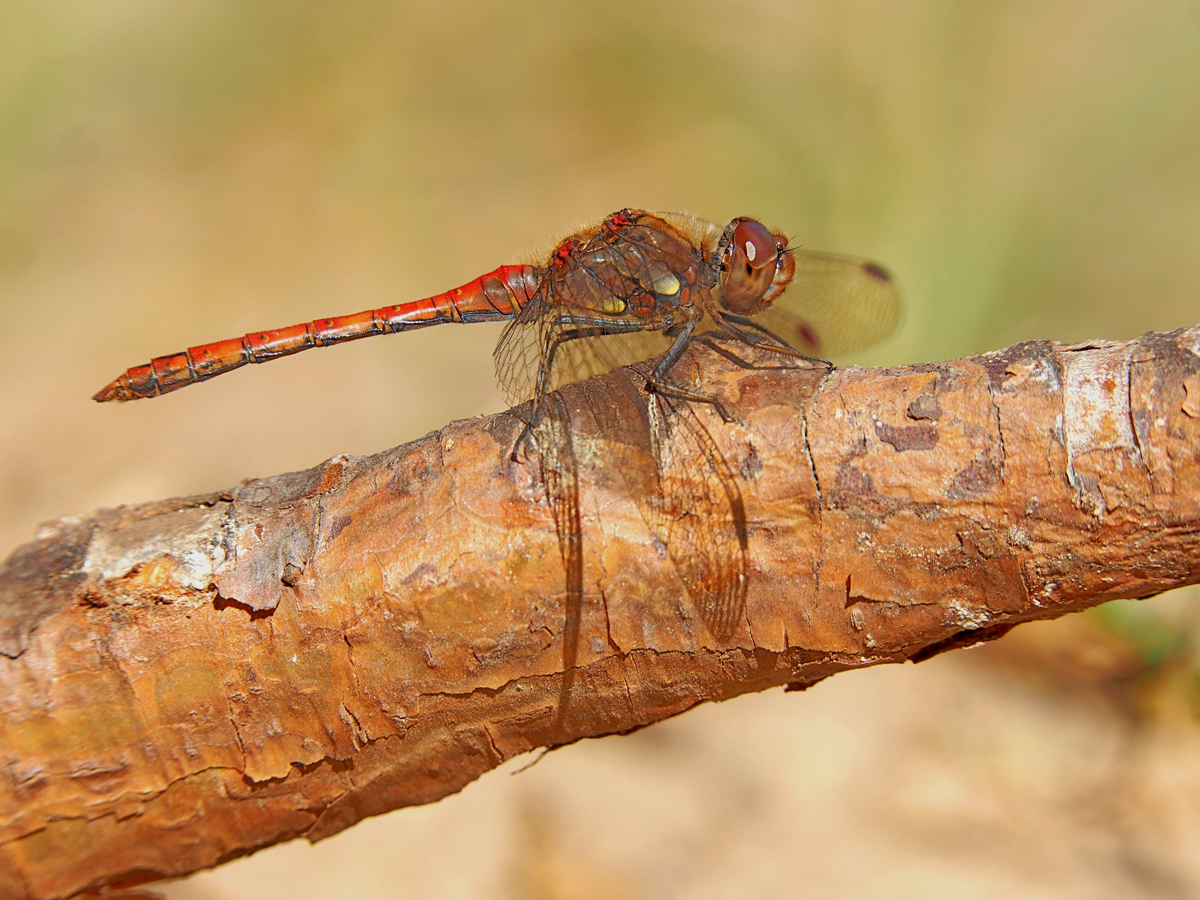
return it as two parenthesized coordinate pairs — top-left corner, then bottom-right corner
(480, 724), (503, 766)
(1128, 354), (1148, 468)
(801, 367), (832, 508)
(987, 366), (1007, 481)
(800, 367), (832, 619)
(222, 682), (249, 770)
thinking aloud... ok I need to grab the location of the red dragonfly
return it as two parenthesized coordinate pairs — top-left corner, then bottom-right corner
(94, 209), (901, 434)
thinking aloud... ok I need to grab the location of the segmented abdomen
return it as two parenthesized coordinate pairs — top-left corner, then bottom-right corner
(93, 265), (540, 402)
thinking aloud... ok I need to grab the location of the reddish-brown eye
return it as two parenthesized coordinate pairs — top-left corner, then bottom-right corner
(721, 219), (780, 314)
(733, 220), (777, 270)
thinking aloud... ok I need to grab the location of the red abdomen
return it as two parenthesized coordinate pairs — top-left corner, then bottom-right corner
(93, 265), (540, 402)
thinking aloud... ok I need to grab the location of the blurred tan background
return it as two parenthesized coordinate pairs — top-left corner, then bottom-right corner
(3, 1), (1200, 897)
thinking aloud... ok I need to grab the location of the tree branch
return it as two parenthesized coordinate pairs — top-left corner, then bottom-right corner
(2, 326), (1199, 898)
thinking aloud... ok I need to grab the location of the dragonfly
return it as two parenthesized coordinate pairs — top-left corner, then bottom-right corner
(94, 209), (901, 641)
(94, 209), (900, 428)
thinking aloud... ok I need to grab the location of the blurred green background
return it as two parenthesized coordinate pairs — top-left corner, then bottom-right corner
(3, 2), (1200, 898)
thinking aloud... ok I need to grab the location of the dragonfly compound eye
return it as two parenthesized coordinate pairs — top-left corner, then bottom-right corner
(720, 219), (780, 314)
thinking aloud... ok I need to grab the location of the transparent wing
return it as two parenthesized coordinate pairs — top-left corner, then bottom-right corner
(494, 302), (676, 407)
(759, 249), (903, 357)
(494, 307), (547, 406)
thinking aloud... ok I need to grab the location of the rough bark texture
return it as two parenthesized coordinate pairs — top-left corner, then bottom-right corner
(2, 327), (1199, 899)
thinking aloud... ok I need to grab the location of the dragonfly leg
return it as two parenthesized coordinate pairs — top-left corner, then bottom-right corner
(647, 381), (735, 423)
(646, 319), (734, 423)
(713, 313), (832, 367)
(510, 420), (536, 462)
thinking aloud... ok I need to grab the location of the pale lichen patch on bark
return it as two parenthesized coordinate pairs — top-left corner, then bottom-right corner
(1062, 346), (1137, 457)
(1061, 344), (1140, 515)
(82, 504), (228, 590)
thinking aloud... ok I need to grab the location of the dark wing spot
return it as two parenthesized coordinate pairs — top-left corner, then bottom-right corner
(795, 323), (821, 353)
(862, 262), (892, 283)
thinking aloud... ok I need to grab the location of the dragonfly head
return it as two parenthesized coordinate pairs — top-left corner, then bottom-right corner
(715, 218), (795, 316)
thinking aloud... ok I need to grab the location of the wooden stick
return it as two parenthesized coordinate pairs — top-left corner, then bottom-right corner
(2, 327), (1199, 899)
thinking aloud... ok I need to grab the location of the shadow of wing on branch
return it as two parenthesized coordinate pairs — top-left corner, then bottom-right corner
(532, 392), (584, 732)
(570, 358), (749, 643)
(642, 390), (749, 639)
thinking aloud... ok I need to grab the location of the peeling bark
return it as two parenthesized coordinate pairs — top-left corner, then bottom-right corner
(2, 327), (1199, 898)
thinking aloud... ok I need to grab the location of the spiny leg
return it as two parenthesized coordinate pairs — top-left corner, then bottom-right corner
(691, 332), (831, 373)
(713, 313), (832, 368)
(645, 319), (734, 423)
(717, 312), (802, 352)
